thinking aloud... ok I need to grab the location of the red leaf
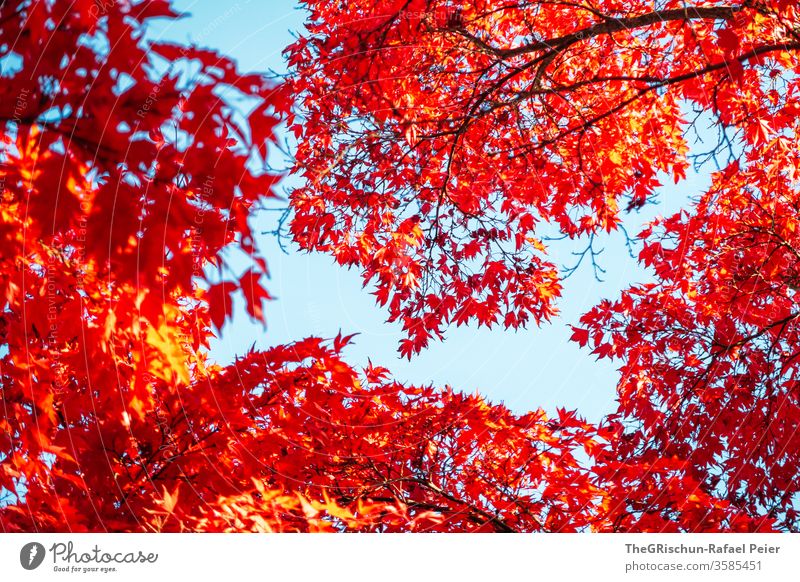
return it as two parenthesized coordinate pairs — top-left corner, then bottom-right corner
(207, 281), (238, 332)
(239, 269), (272, 322)
(570, 326), (590, 348)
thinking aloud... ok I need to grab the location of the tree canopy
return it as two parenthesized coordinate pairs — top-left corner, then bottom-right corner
(1, 0), (799, 532)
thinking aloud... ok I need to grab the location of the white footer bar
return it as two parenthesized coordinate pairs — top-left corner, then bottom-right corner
(1, 533), (795, 581)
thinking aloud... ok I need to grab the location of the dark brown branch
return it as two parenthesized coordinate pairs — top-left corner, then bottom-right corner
(458, 5), (744, 58)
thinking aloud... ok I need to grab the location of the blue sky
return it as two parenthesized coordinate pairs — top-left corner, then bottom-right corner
(149, 0), (711, 422)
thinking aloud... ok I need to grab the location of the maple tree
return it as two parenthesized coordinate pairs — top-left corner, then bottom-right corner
(0, 0), (600, 533)
(288, 0), (800, 531)
(1, 0), (799, 534)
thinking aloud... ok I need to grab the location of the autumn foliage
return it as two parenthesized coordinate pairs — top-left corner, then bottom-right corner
(1, 0), (799, 532)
